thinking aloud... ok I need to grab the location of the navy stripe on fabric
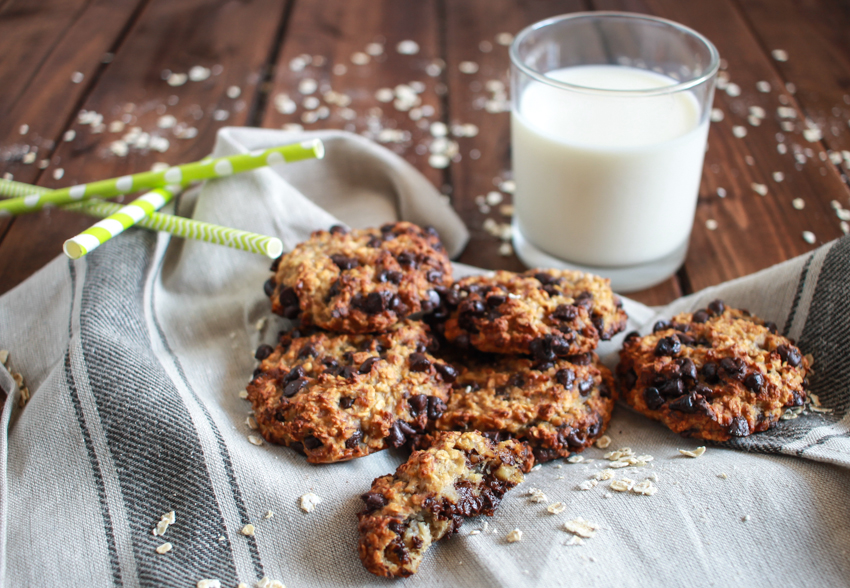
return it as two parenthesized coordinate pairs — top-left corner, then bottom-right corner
(77, 232), (240, 587)
(782, 252), (814, 337)
(65, 260), (124, 587)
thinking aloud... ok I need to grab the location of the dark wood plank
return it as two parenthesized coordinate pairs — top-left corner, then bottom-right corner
(0, 0), (290, 295)
(441, 0), (682, 305)
(262, 0), (445, 193)
(594, 0), (848, 293)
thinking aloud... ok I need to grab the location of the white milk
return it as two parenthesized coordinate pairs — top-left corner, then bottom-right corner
(511, 65), (709, 268)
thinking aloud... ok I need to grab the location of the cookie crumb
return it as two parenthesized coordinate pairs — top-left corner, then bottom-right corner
(300, 492), (322, 513)
(547, 502), (567, 514)
(530, 464), (541, 472)
(153, 511), (176, 536)
(241, 523), (255, 536)
(155, 542), (172, 554)
(527, 488), (547, 503)
(717, 473), (728, 479)
(264, 510), (274, 519)
(679, 446), (706, 458)
(742, 514), (751, 522)
(563, 518), (599, 538)
(256, 317), (267, 331)
(566, 535), (584, 546)
(506, 529), (523, 543)
(469, 529), (481, 535)
(577, 479), (598, 491)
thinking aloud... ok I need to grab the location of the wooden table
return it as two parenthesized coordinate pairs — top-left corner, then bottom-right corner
(1, 0), (848, 307)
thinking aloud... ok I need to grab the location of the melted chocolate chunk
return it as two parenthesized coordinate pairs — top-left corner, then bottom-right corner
(533, 446), (560, 463)
(254, 344), (273, 360)
(720, 357), (746, 379)
(728, 416), (750, 437)
(552, 304), (578, 322)
(435, 362), (458, 383)
(624, 331), (641, 343)
(297, 343), (318, 359)
(644, 387), (665, 410)
(329, 224), (349, 235)
(303, 435), (322, 449)
(396, 252), (417, 267)
(655, 335), (681, 357)
(678, 358), (698, 382)
(366, 235), (383, 248)
(409, 353), (432, 372)
(653, 320), (671, 333)
(359, 357), (379, 374)
(702, 361), (720, 384)
(659, 378), (684, 398)
(427, 396), (446, 420)
(345, 429), (362, 448)
(361, 492), (388, 511)
(263, 278), (276, 298)
(426, 270), (443, 283)
(283, 377), (308, 397)
(409, 394), (429, 415)
(555, 368), (575, 389)
(330, 254), (358, 271)
(270, 256), (282, 272)
(377, 269), (402, 284)
(692, 310), (710, 324)
(387, 421), (408, 447)
(707, 299), (725, 316)
(284, 366), (306, 383)
(533, 272), (557, 285)
(486, 294), (506, 307)
(669, 393), (699, 413)
(622, 368), (637, 390)
(776, 344), (802, 367)
(339, 396), (354, 409)
(744, 372), (764, 392)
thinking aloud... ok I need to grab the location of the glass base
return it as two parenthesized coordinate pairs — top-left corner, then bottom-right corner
(512, 222), (688, 292)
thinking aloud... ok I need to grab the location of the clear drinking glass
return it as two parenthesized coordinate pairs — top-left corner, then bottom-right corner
(509, 12), (719, 291)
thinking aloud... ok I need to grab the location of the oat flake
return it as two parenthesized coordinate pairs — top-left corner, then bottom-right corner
(241, 523), (255, 536)
(595, 435), (612, 449)
(248, 435), (264, 446)
(506, 529), (523, 543)
(802, 231), (816, 244)
(197, 580), (221, 588)
(527, 488), (547, 503)
(563, 518), (599, 538)
(300, 492), (322, 513)
(547, 502), (567, 514)
(567, 455), (584, 464)
(679, 446), (706, 458)
(155, 542), (172, 554)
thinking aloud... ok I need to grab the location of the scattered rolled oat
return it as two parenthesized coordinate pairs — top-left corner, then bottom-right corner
(771, 49), (788, 62)
(610, 478), (635, 492)
(153, 511), (176, 536)
(709, 108), (724, 122)
(725, 83), (741, 97)
(566, 535), (584, 546)
(197, 579), (221, 588)
(506, 529), (523, 543)
(756, 80), (771, 93)
(495, 32), (514, 46)
(155, 542), (173, 554)
(563, 518), (599, 538)
(241, 523), (255, 536)
(773, 171), (785, 182)
(547, 502), (567, 514)
(0, 350), (8, 365)
(732, 126), (747, 138)
(717, 473), (728, 479)
(71, 71), (84, 83)
(742, 514), (751, 522)
(595, 435), (612, 449)
(248, 435), (264, 446)
(577, 479), (598, 491)
(238, 390), (249, 399)
(396, 40), (420, 55)
(792, 198), (805, 210)
(631, 480), (658, 496)
(567, 455), (584, 464)
(264, 510), (275, 519)
(469, 529), (481, 535)
(459, 61), (479, 74)
(498, 242), (513, 257)
(705, 219), (718, 231)
(679, 446), (706, 458)
(593, 469), (615, 481)
(802, 231), (816, 244)
(300, 492), (321, 513)
(527, 488), (547, 503)
(751, 183), (768, 196)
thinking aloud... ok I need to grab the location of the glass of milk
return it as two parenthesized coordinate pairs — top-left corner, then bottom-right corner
(510, 12), (719, 291)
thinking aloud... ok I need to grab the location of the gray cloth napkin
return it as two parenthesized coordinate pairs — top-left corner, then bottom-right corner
(1, 128), (848, 588)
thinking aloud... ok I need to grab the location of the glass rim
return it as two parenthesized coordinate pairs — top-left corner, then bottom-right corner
(510, 11), (720, 97)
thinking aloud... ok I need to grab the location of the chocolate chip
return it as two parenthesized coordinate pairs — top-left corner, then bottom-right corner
(486, 294), (506, 307)
(659, 378), (684, 398)
(254, 344), (273, 360)
(728, 416), (750, 437)
(693, 384), (714, 397)
(568, 352), (592, 366)
(744, 372), (764, 392)
(252, 367), (263, 380)
(669, 393), (699, 413)
(303, 435), (322, 449)
(284, 366), (305, 383)
(283, 377), (308, 397)
(409, 353), (431, 372)
(330, 254), (358, 271)
(542, 284), (560, 297)
(533, 447), (560, 463)
(263, 278), (276, 297)
(679, 333), (696, 346)
(702, 361), (720, 383)
(397, 252), (417, 267)
(505, 374), (524, 388)
(624, 331), (641, 343)
(552, 304), (578, 321)
(776, 344), (802, 367)
(678, 358), (698, 382)
(555, 368), (575, 389)
(534, 360), (555, 371)
(644, 387), (665, 410)
(566, 430), (586, 449)
(380, 223), (395, 233)
(409, 394), (429, 415)
(270, 256), (282, 272)
(366, 235), (383, 248)
(279, 286), (298, 308)
(339, 396), (354, 409)
(530, 335), (571, 362)
(574, 291), (593, 306)
(345, 429), (362, 448)
(387, 421), (407, 447)
(421, 289), (441, 312)
(720, 357), (745, 379)
(361, 492), (388, 511)
(340, 365), (357, 379)
(653, 320), (671, 333)
(692, 310), (710, 323)
(360, 291), (393, 314)
(289, 441), (304, 455)
(578, 379), (593, 396)
(397, 421), (417, 437)
(427, 396), (447, 420)
(707, 299), (725, 316)
(655, 335), (681, 356)
(435, 363), (457, 382)
(454, 333), (470, 349)
(297, 343), (318, 359)
(764, 321), (778, 334)
(622, 368), (637, 390)
(359, 357), (379, 374)
(329, 224), (349, 235)
(533, 272), (556, 285)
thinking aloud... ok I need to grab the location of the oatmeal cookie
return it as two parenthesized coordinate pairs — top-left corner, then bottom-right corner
(438, 269), (627, 358)
(267, 222), (452, 333)
(434, 352), (616, 462)
(616, 299), (810, 441)
(356, 431), (533, 578)
(247, 321), (456, 463)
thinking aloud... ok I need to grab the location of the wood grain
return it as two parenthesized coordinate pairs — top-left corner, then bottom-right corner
(595, 0), (847, 293)
(0, 0), (290, 294)
(262, 0), (445, 193)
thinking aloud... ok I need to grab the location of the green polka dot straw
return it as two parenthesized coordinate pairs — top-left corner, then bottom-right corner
(0, 139), (324, 216)
(0, 178), (284, 258)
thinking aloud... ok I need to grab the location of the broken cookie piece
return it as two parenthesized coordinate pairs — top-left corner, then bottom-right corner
(356, 431), (533, 577)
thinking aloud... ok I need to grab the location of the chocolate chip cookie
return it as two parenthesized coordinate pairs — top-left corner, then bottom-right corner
(267, 222), (452, 333)
(356, 431), (533, 578)
(437, 269), (627, 359)
(247, 321), (455, 463)
(434, 352), (616, 463)
(616, 300), (810, 442)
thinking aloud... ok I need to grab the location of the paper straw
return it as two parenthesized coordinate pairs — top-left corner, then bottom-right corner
(0, 178), (284, 258)
(63, 186), (178, 259)
(0, 139), (324, 216)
